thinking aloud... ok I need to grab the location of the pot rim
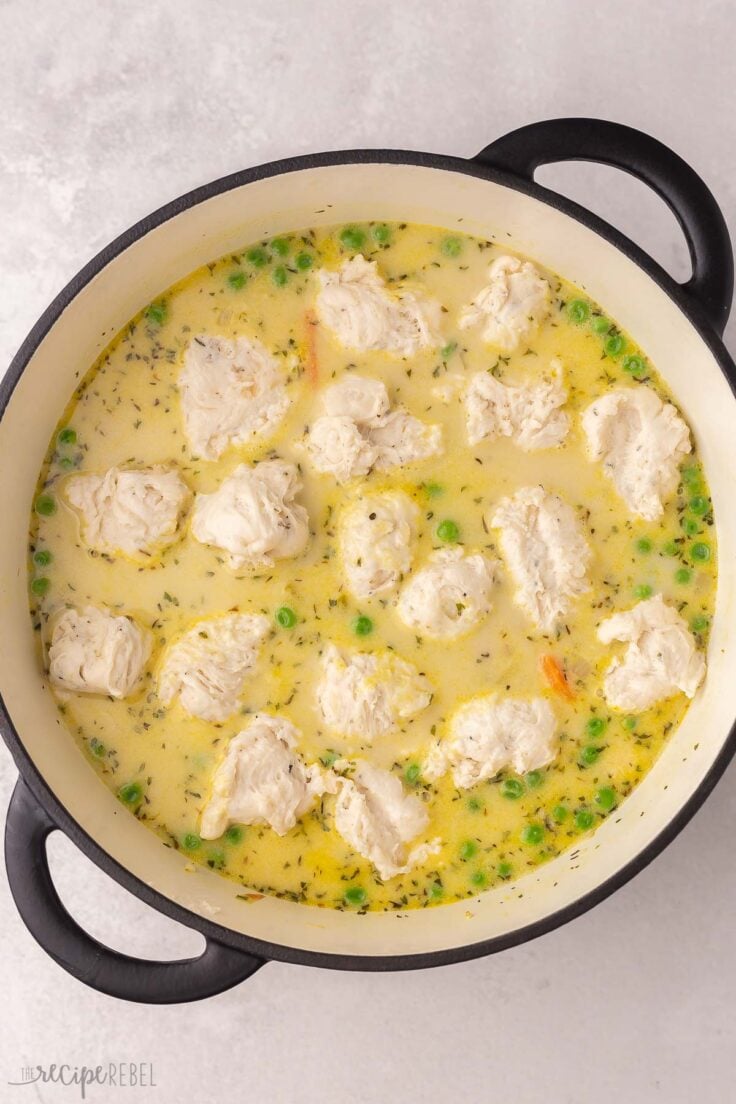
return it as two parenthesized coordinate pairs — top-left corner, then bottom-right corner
(2, 144), (736, 972)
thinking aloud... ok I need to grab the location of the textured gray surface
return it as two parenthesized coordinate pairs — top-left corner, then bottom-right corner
(2, 2), (736, 1101)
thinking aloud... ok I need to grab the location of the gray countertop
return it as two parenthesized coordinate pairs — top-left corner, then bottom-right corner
(2, 2), (735, 1101)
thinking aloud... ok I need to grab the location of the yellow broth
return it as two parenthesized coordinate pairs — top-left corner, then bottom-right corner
(28, 222), (716, 911)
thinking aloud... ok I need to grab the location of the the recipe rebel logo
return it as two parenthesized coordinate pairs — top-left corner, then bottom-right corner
(7, 1062), (156, 1099)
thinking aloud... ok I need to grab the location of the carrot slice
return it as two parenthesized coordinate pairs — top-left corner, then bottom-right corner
(304, 309), (319, 386)
(540, 654), (575, 701)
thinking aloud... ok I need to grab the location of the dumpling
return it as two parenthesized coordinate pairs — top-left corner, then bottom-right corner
(65, 466), (190, 558)
(158, 613), (270, 722)
(200, 714), (334, 839)
(397, 548), (496, 639)
(333, 761), (440, 880)
(48, 605), (150, 698)
(315, 643), (432, 742)
(303, 375), (442, 483)
(464, 360), (569, 449)
(323, 375), (390, 421)
(597, 594), (706, 711)
(368, 409), (443, 471)
(191, 460), (309, 569)
(341, 490), (418, 600)
(315, 254), (441, 356)
(459, 254), (551, 352)
(179, 334), (289, 460)
(582, 387), (691, 520)
(302, 416), (378, 485)
(489, 486), (591, 633)
(423, 694), (558, 789)
(305, 376), (387, 484)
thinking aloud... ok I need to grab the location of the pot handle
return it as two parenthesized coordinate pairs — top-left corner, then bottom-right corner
(474, 118), (734, 336)
(4, 779), (264, 1003)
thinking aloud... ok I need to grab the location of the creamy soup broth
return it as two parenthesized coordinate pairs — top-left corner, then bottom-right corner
(28, 222), (716, 911)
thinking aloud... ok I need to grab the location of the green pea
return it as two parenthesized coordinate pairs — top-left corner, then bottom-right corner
(467, 797), (483, 812)
(58, 457), (75, 471)
(207, 849), (225, 870)
(320, 749), (340, 768)
(575, 810), (595, 830)
(497, 861), (512, 879)
(272, 265), (288, 287)
(663, 540), (680, 557)
(183, 833), (201, 851)
(591, 316), (610, 334)
(246, 246), (268, 267)
(552, 804), (569, 823)
(623, 716), (637, 730)
(89, 738), (106, 758)
(691, 614), (709, 632)
(436, 519), (460, 543)
(689, 495), (710, 516)
(145, 301), (167, 325)
(404, 762), (421, 785)
(681, 517), (699, 536)
(622, 354), (645, 376)
(339, 226), (365, 251)
(501, 778), (524, 800)
(675, 567), (692, 584)
(227, 270), (246, 290)
(441, 341), (457, 360)
(585, 716), (606, 738)
(58, 427), (77, 446)
(580, 745), (601, 766)
(35, 494), (56, 517)
(423, 481), (444, 498)
(567, 299), (590, 324)
(225, 825), (243, 845)
(31, 577), (50, 597)
(634, 584), (653, 600)
(275, 605), (297, 628)
(690, 542), (711, 563)
(295, 252), (313, 271)
(33, 549), (52, 567)
(372, 223), (391, 243)
(470, 870), (487, 887)
(353, 614), (373, 637)
(636, 537), (652, 554)
(605, 333), (626, 358)
(521, 823), (544, 846)
(596, 787), (616, 810)
(119, 782), (142, 806)
(270, 237), (289, 256)
(345, 886), (367, 906)
(682, 465), (701, 486)
(429, 881), (444, 900)
(441, 236), (462, 257)
(459, 840), (477, 860)
(525, 769), (543, 789)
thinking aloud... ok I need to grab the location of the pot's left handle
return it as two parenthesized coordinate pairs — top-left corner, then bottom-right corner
(4, 779), (264, 1003)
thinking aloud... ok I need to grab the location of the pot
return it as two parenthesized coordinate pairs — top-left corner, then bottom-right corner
(2, 118), (735, 1004)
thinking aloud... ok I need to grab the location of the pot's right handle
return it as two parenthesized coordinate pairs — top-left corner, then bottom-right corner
(475, 118), (734, 336)
(5, 779), (264, 1003)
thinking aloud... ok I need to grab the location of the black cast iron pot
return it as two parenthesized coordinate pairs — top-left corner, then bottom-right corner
(2, 118), (735, 1003)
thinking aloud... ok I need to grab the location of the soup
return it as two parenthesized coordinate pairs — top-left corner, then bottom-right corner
(28, 221), (716, 912)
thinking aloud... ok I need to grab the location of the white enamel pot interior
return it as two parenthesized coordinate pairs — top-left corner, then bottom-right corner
(2, 125), (736, 996)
